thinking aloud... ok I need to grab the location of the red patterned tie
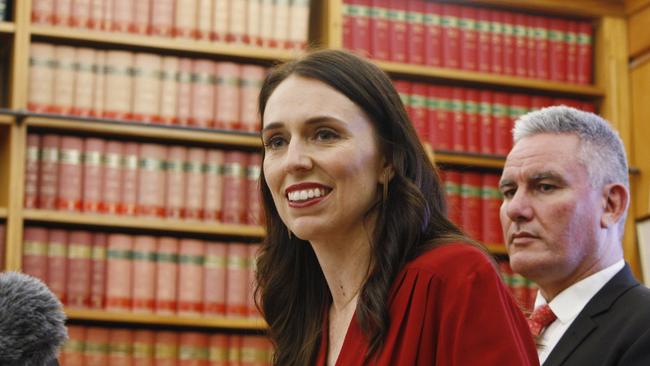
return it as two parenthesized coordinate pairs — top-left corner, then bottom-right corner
(528, 304), (557, 337)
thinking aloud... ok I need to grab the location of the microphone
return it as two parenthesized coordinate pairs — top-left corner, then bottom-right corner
(0, 271), (67, 366)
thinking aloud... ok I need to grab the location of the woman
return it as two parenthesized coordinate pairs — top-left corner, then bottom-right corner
(255, 49), (538, 366)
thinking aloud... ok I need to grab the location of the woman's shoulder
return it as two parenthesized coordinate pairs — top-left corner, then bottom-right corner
(405, 243), (495, 276)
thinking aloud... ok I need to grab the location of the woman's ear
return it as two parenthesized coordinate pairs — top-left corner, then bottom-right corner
(379, 165), (394, 185)
(600, 183), (629, 228)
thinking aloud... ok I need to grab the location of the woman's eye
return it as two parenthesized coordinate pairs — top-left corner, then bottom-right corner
(264, 135), (287, 150)
(314, 128), (339, 141)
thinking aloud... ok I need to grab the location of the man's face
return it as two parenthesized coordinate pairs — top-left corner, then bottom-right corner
(499, 133), (606, 295)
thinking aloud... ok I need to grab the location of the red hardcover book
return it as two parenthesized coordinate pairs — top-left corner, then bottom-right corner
(226, 243), (250, 317)
(47, 229), (68, 304)
(549, 18), (567, 82)
(38, 134), (60, 209)
(464, 89), (480, 154)
(246, 153), (263, 226)
(241, 335), (270, 365)
(66, 230), (93, 308)
(132, 235), (157, 313)
(131, 0), (150, 34)
(154, 331), (179, 366)
(132, 53), (162, 123)
(102, 50), (133, 121)
(133, 330), (155, 365)
(228, 335), (243, 364)
(581, 101), (596, 113)
(203, 241), (228, 315)
(84, 326), (110, 365)
(208, 334), (229, 366)
(530, 95), (552, 111)
(211, 0), (229, 42)
(190, 59), (217, 128)
(174, 0), (197, 38)
(258, 0), (274, 47)
(108, 329), (134, 366)
(460, 172), (482, 241)
(239, 65), (266, 133)
(177, 239), (205, 315)
(222, 151), (248, 224)
(410, 82), (428, 143)
(510, 93), (531, 127)
(61, 325), (85, 366)
(343, 0), (370, 55)
(89, 232), (107, 309)
(91, 50), (106, 117)
(137, 143), (167, 218)
(514, 13), (528, 78)
(492, 92), (511, 156)
(441, 4), (460, 69)
(102, 0), (113, 31)
(273, 0), (291, 49)
(482, 173), (503, 246)
(489, 10), (504, 74)
(112, 0), (133, 33)
(71, 0), (91, 28)
(406, 0), (426, 65)
(185, 147), (207, 220)
(22, 226), (49, 281)
(228, 0), (247, 43)
(165, 146), (188, 219)
(577, 21), (593, 84)
(24, 134), (41, 209)
(54, 0), (72, 25)
(450, 87), (466, 152)
(88, 0), (104, 30)
(158, 56), (180, 125)
(501, 11), (515, 76)
(565, 21), (579, 84)
(533, 16), (550, 80)
(204, 149), (225, 222)
(247, 0), (262, 46)
(476, 9), (491, 73)
(288, 0), (310, 49)
(179, 332), (209, 366)
(82, 137), (105, 213)
(443, 170), (461, 225)
(423, 1), (442, 67)
(174, 58), (193, 126)
(526, 15), (537, 79)
(388, 0), (407, 62)
(105, 233), (133, 311)
(155, 237), (179, 314)
(459, 6), (478, 71)
(369, 0), (389, 60)
(72, 47), (96, 117)
(149, 0), (175, 36)
(194, 0), (212, 40)
(32, 0), (55, 24)
(431, 86), (452, 151)
(101, 140), (123, 215)
(28, 43), (55, 113)
(57, 136), (84, 211)
(51, 46), (76, 115)
(214, 62), (241, 130)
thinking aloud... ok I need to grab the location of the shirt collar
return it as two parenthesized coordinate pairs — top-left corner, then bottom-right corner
(534, 260), (625, 324)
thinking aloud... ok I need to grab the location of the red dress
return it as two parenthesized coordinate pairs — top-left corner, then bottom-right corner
(316, 244), (539, 366)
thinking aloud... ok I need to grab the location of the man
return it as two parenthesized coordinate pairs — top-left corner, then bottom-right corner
(499, 106), (650, 366)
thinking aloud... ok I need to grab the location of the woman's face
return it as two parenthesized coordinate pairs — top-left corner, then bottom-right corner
(261, 75), (386, 242)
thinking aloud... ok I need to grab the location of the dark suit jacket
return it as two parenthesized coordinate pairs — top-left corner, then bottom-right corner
(543, 264), (650, 366)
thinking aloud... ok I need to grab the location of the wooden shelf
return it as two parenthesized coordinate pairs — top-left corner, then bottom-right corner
(65, 308), (267, 330)
(377, 60), (605, 98)
(0, 21), (14, 34)
(0, 114), (13, 125)
(433, 150), (506, 169)
(30, 25), (300, 62)
(25, 116), (262, 149)
(23, 209), (266, 238)
(486, 244), (508, 255)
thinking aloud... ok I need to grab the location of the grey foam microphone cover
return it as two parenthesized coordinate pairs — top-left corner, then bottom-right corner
(0, 271), (67, 366)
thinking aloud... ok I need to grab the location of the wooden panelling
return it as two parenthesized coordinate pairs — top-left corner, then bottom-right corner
(625, 0), (650, 14)
(631, 58), (650, 217)
(629, 4), (650, 58)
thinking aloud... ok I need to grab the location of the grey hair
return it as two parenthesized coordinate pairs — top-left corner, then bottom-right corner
(513, 105), (629, 231)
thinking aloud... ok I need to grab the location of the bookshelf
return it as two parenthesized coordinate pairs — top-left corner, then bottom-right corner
(0, 0), (641, 341)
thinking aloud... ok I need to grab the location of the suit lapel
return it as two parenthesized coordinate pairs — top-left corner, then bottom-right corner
(542, 265), (639, 366)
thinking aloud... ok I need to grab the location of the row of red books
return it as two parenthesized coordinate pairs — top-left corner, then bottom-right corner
(396, 80), (595, 156)
(62, 325), (272, 366)
(344, 0), (593, 84)
(499, 260), (538, 313)
(25, 134), (263, 225)
(31, 0), (309, 51)
(28, 43), (267, 132)
(23, 227), (262, 319)
(439, 169), (503, 246)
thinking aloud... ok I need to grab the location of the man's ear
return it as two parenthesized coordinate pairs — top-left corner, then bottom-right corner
(601, 183), (629, 228)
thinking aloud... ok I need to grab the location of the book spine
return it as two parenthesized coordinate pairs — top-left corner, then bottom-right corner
(32, 0), (55, 24)
(534, 16), (550, 80)
(131, 0), (150, 34)
(388, 0), (407, 62)
(136, 143), (167, 218)
(501, 11), (515, 76)
(101, 140), (123, 214)
(287, 0), (310, 50)
(460, 172), (482, 241)
(157, 56), (180, 125)
(38, 134), (60, 209)
(406, 0), (426, 65)
(90, 232), (107, 309)
(82, 137), (105, 213)
(247, 0), (263, 46)
(177, 239), (205, 315)
(47, 229), (69, 304)
(577, 21), (593, 84)
(481, 173), (503, 246)
(51, 46), (76, 115)
(549, 18), (567, 82)
(165, 146), (188, 219)
(112, 0), (133, 33)
(190, 59), (217, 128)
(441, 4), (461, 69)
(179, 332), (209, 365)
(214, 62), (241, 130)
(22, 226), (49, 280)
(54, 0), (73, 26)
(228, 0), (248, 44)
(464, 89), (480, 154)
(492, 92), (511, 156)
(108, 329), (134, 365)
(91, 50), (106, 118)
(150, 0), (175, 37)
(155, 237), (179, 314)
(131, 53), (162, 123)
(246, 153), (263, 226)
(24, 134), (41, 209)
(132, 235), (157, 313)
(565, 21), (579, 84)
(203, 241), (227, 315)
(204, 149), (225, 222)
(410, 83), (428, 143)
(155, 331), (179, 365)
(222, 151), (247, 224)
(72, 48), (96, 117)
(226, 243), (249, 317)
(514, 13), (528, 78)
(103, 50), (133, 121)
(443, 170), (462, 225)
(450, 87), (466, 152)
(185, 147), (207, 220)
(239, 65), (266, 132)
(273, 0), (291, 49)
(28, 43), (56, 112)
(84, 327), (110, 364)
(489, 10), (503, 74)
(423, 2), (442, 67)
(105, 233), (133, 311)
(174, 0), (197, 38)
(476, 9), (491, 73)
(212, 0), (230, 42)
(133, 330), (155, 365)
(57, 136), (84, 211)
(66, 230), (93, 308)
(459, 6), (478, 71)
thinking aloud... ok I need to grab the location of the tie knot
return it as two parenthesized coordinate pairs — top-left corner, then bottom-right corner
(528, 304), (557, 337)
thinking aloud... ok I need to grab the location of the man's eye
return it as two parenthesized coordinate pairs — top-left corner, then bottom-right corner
(501, 188), (515, 199)
(538, 184), (555, 193)
(264, 136), (287, 150)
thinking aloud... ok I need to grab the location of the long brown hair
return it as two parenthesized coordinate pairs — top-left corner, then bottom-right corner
(255, 49), (469, 365)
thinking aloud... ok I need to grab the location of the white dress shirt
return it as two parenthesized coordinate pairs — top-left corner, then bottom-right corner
(534, 260), (625, 364)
